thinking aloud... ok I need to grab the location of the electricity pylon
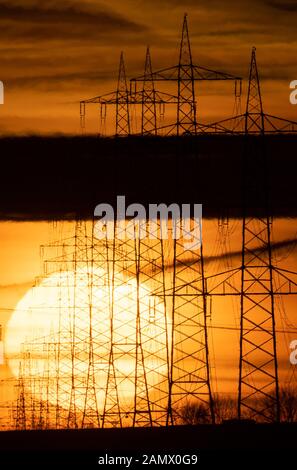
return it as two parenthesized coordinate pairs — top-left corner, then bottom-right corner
(177, 14), (197, 134)
(130, 14), (241, 135)
(80, 50), (178, 136)
(141, 47), (157, 135)
(238, 47), (279, 421)
(116, 52), (131, 136)
(79, 52), (131, 136)
(156, 215), (215, 424)
(206, 47), (297, 134)
(200, 48), (297, 422)
(16, 218), (171, 429)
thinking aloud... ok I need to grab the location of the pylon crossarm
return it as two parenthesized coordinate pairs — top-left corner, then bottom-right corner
(131, 65), (183, 82)
(192, 65), (241, 81)
(205, 268), (241, 295)
(202, 114), (246, 134)
(204, 118), (297, 134)
(131, 64), (241, 82)
(162, 264), (297, 297)
(105, 92), (129, 105)
(134, 90), (178, 104)
(80, 91), (116, 104)
(195, 121), (240, 133)
(273, 266), (297, 294)
(80, 98), (100, 104)
(82, 89), (178, 106)
(154, 90), (178, 103)
(153, 267), (241, 298)
(263, 114), (297, 133)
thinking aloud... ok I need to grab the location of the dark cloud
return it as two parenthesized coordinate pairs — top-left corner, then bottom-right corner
(162, 238), (297, 271)
(0, 0), (142, 27)
(137, 0), (297, 10)
(194, 28), (266, 37)
(0, 0), (295, 134)
(7, 70), (116, 91)
(266, 0), (297, 12)
(0, 0), (147, 42)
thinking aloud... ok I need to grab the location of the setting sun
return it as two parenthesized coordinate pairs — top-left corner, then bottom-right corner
(5, 266), (169, 426)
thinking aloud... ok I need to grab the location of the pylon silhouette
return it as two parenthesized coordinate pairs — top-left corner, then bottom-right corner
(141, 47), (157, 135)
(238, 47), (279, 422)
(177, 14), (197, 135)
(116, 52), (130, 136)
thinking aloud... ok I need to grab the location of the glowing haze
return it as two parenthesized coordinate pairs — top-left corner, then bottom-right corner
(5, 266), (168, 417)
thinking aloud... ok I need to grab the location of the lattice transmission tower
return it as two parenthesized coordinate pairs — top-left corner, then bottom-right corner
(200, 48), (297, 422)
(238, 47), (279, 421)
(80, 14), (241, 136)
(130, 14), (242, 136)
(166, 217), (214, 424)
(80, 51), (178, 136)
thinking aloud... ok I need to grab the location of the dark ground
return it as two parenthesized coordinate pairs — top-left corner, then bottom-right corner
(0, 134), (296, 220)
(0, 424), (296, 466)
(1, 422), (296, 450)
(1, 137), (296, 465)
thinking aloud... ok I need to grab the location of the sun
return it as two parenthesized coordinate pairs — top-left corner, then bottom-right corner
(5, 266), (169, 426)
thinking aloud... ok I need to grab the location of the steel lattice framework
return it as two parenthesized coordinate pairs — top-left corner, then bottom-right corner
(13, 214), (216, 429)
(80, 50), (179, 136)
(130, 14), (241, 136)
(177, 13), (197, 135)
(204, 48), (297, 135)
(166, 219), (214, 424)
(115, 52), (131, 136)
(238, 47), (279, 421)
(10, 27), (297, 433)
(80, 14), (241, 136)
(141, 47), (157, 135)
(196, 49), (297, 422)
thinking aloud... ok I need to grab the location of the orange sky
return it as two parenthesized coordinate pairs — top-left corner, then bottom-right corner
(0, 0), (297, 429)
(1, 219), (297, 428)
(0, 0), (296, 134)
